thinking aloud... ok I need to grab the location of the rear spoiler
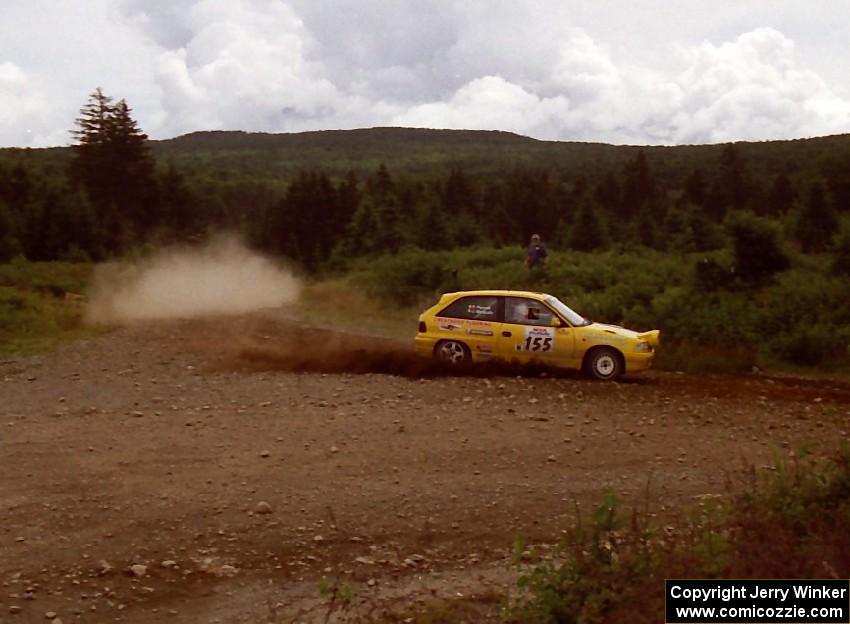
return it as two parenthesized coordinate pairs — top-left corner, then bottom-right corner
(638, 330), (660, 347)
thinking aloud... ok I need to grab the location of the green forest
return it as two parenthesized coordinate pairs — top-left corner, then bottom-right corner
(2, 89), (850, 368)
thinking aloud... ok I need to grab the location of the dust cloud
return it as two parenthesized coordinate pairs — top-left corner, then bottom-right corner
(200, 317), (572, 379)
(85, 236), (300, 324)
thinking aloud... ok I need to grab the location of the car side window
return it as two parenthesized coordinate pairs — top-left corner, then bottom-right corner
(438, 296), (501, 321)
(505, 297), (557, 327)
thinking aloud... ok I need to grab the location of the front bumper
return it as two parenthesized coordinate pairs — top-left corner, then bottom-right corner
(624, 350), (655, 373)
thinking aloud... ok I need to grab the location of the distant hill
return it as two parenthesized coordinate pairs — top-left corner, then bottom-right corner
(153, 127), (850, 188)
(156, 127), (536, 150)
(3, 126), (850, 186)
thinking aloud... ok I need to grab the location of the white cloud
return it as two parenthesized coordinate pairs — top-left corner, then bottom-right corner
(394, 76), (570, 139)
(0, 62), (62, 147)
(2, 2), (849, 146)
(140, 0), (344, 135)
(394, 26), (850, 145)
(668, 28), (850, 143)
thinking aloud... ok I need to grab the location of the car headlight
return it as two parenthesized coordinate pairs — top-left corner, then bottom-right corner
(634, 341), (652, 353)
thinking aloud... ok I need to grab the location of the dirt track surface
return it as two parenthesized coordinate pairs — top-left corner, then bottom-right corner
(2, 312), (850, 623)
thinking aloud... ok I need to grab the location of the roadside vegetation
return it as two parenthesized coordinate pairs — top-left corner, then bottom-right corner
(3, 239), (850, 371)
(0, 258), (98, 355)
(343, 238), (850, 373)
(503, 446), (850, 623)
(372, 447), (850, 624)
(2, 88), (849, 372)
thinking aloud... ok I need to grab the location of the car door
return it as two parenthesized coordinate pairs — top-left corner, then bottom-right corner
(497, 296), (575, 366)
(432, 294), (502, 360)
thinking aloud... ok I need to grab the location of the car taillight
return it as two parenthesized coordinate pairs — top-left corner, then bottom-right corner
(418, 321), (426, 333)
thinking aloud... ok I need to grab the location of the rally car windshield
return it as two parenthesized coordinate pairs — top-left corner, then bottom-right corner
(545, 296), (591, 327)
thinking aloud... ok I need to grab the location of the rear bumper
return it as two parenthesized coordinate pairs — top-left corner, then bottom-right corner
(414, 335), (438, 358)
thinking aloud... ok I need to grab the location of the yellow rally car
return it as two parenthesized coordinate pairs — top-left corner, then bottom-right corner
(415, 290), (660, 380)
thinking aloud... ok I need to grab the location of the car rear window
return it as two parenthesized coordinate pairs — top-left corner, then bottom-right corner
(438, 295), (501, 321)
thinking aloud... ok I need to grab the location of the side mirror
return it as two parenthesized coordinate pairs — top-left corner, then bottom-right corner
(550, 317), (562, 327)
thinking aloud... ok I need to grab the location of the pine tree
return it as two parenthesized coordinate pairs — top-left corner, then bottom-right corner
(686, 206), (725, 252)
(594, 171), (621, 214)
(706, 145), (752, 219)
(0, 163), (33, 208)
(795, 181), (838, 253)
(683, 168), (707, 207)
(763, 173), (796, 216)
(69, 89), (156, 247)
(481, 181), (515, 245)
(70, 88), (115, 207)
(358, 165), (403, 254)
(619, 151), (655, 220)
(336, 171), (360, 234)
(0, 198), (20, 260)
(344, 198), (380, 256)
(266, 171), (342, 270)
(25, 190), (75, 260)
(158, 165), (199, 236)
(662, 205), (693, 252)
(568, 198), (609, 251)
(108, 99), (156, 228)
(821, 155), (850, 213)
(443, 168), (478, 220)
(831, 220), (850, 276)
(417, 197), (452, 251)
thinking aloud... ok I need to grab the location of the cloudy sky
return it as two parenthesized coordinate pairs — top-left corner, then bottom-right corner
(3, 0), (849, 148)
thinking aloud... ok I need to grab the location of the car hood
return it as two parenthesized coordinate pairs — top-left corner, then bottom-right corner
(588, 323), (661, 347)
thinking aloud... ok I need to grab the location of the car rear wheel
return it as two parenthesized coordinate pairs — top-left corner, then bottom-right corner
(435, 340), (470, 365)
(585, 347), (623, 381)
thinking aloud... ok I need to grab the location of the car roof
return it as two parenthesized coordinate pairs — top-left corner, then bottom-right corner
(443, 290), (552, 299)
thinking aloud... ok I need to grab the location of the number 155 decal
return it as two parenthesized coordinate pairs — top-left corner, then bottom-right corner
(520, 327), (555, 352)
(524, 336), (552, 351)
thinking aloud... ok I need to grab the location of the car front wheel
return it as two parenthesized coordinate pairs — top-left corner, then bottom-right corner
(435, 340), (470, 365)
(585, 347), (623, 381)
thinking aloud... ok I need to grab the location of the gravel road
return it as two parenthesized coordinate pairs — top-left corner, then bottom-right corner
(2, 313), (849, 623)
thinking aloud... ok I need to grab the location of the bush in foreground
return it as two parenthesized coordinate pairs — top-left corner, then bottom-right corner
(506, 448), (850, 623)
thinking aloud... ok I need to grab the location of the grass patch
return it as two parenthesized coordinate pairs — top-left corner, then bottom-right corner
(0, 257), (92, 295)
(0, 258), (103, 356)
(295, 278), (425, 338)
(376, 591), (504, 624)
(653, 341), (757, 374)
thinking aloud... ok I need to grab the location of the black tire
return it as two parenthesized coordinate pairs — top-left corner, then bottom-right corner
(434, 340), (471, 365)
(585, 347), (623, 381)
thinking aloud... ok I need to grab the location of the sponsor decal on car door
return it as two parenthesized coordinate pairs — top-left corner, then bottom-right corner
(498, 297), (573, 365)
(433, 295), (502, 360)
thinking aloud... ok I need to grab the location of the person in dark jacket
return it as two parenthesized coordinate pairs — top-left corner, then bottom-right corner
(524, 234), (548, 269)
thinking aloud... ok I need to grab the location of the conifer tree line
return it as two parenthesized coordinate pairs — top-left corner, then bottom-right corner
(1, 89), (849, 272)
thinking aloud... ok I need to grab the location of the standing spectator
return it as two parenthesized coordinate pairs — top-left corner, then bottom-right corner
(524, 234), (548, 269)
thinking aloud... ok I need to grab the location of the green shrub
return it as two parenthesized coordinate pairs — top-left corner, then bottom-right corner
(0, 286), (85, 353)
(726, 211), (790, 285)
(507, 448), (850, 623)
(769, 324), (847, 367)
(0, 257), (92, 294)
(354, 248), (456, 306)
(0, 259), (99, 355)
(693, 256), (734, 292)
